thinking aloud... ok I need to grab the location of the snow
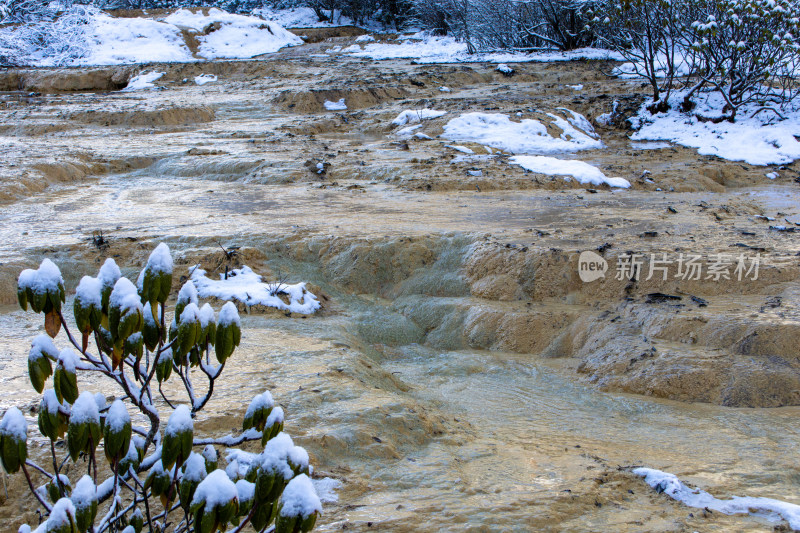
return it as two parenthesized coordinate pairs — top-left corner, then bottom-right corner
(106, 400), (130, 432)
(47, 498), (77, 528)
(324, 98), (347, 111)
(392, 109), (446, 126)
(630, 141), (671, 150)
(257, 432), (310, 482)
(110, 278), (143, 315)
(191, 469), (238, 509)
(0, 407), (27, 441)
(177, 280), (199, 307)
(18, 258), (63, 295)
(41, 390), (62, 416)
(510, 156), (630, 188)
(1, 6), (302, 67)
(164, 8), (302, 60)
(767, 172), (779, 180)
(191, 266), (321, 315)
(635, 468), (800, 530)
(121, 71), (165, 92)
(166, 405), (193, 436)
(30, 334), (58, 362)
(144, 302), (161, 326)
(198, 303), (215, 329)
(181, 452), (206, 482)
(446, 145), (475, 154)
(98, 259), (121, 291)
(71, 475), (96, 510)
(179, 303), (201, 325)
(442, 111), (602, 154)
(82, 11), (193, 65)
(279, 474), (321, 519)
(630, 91), (800, 165)
(267, 407), (285, 428)
(253, 6), (340, 29)
(58, 348), (80, 374)
(312, 477), (342, 504)
(496, 63), (514, 74)
(75, 276), (102, 308)
(395, 124), (423, 137)
(246, 391), (274, 420)
(71, 392), (100, 425)
(340, 32), (623, 64)
(194, 74), (218, 86)
(568, 84), (583, 91)
(236, 479), (255, 504)
(94, 393), (107, 411)
(157, 347), (173, 365)
(146, 243), (173, 274)
(202, 445), (217, 464)
(440, 86), (451, 92)
(355, 34), (375, 43)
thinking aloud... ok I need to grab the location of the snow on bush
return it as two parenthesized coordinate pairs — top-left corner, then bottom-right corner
(588, 0), (800, 117)
(5, 243), (325, 533)
(191, 265), (322, 315)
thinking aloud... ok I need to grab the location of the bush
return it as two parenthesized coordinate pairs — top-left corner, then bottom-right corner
(587, 0), (800, 119)
(684, 0), (800, 120)
(411, 0), (593, 51)
(4, 243), (321, 533)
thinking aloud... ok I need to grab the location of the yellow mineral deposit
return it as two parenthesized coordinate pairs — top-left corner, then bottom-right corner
(0, 24), (799, 533)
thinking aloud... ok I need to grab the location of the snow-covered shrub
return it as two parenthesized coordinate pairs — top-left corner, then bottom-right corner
(588, 0), (800, 119)
(683, 0), (800, 121)
(411, 0), (592, 51)
(0, 0), (73, 23)
(0, 4), (91, 67)
(3, 243), (321, 533)
(586, 0), (693, 111)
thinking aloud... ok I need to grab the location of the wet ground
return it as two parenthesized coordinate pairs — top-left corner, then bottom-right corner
(1, 28), (800, 532)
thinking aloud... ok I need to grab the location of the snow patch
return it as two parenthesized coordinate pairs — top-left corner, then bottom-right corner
(194, 74), (217, 86)
(510, 156), (630, 188)
(164, 8), (302, 60)
(635, 467), (800, 530)
(443, 111), (602, 154)
(392, 109), (447, 126)
(630, 91), (800, 165)
(121, 72), (164, 92)
(191, 266), (321, 315)
(324, 98), (347, 111)
(312, 477), (343, 504)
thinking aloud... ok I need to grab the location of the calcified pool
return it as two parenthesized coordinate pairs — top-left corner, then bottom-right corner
(3, 51), (800, 531)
